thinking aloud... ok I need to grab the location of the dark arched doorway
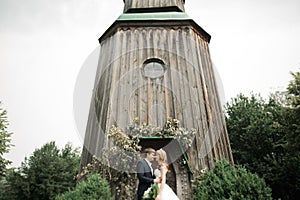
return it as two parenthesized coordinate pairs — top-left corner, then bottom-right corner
(139, 136), (192, 197)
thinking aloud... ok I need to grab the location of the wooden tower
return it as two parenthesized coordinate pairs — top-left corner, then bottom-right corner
(80, 0), (234, 199)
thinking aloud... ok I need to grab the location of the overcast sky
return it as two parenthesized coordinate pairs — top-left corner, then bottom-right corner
(1, 0), (300, 167)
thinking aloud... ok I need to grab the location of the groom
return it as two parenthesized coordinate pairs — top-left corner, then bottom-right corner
(136, 148), (160, 200)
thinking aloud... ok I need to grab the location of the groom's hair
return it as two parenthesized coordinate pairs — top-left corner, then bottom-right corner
(142, 148), (155, 158)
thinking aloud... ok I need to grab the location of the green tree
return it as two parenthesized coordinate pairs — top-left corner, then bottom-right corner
(287, 71), (300, 107)
(1, 142), (80, 200)
(225, 70), (300, 199)
(194, 160), (272, 200)
(0, 102), (13, 177)
(55, 173), (114, 200)
(0, 168), (28, 200)
(282, 71), (300, 198)
(225, 94), (276, 170)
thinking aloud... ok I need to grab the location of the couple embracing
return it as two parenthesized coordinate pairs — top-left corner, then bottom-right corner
(136, 148), (179, 200)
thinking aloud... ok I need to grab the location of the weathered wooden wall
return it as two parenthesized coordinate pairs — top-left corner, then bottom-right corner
(81, 23), (233, 177)
(123, 0), (185, 12)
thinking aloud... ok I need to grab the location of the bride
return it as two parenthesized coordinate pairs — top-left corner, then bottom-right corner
(154, 149), (179, 200)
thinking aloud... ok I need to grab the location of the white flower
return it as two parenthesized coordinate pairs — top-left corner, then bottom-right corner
(200, 168), (208, 174)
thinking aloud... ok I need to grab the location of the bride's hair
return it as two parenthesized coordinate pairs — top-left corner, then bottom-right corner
(156, 149), (168, 164)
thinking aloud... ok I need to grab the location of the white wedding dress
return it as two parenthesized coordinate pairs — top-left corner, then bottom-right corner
(154, 168), (180, 200)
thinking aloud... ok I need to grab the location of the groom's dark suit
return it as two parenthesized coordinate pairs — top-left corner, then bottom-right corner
(137, 159), (155, 200)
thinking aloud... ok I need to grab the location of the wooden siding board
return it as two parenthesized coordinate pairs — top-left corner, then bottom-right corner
(202, 39), (224, 162)
(118, 30), (129, 129)
(185, 32), (200, 172)
(138, 29), (148, 124)
(167, 29), (175, 119)
(146, 28), (153, 124)
(186, 31), (208, 172)
(194, 34), (214, 169)
(136, 28), (142, 124)
(182, 28), (196, 130)
(200, 39), (217, 162)
(156, 30), (166, 126)
(151, 29), (158, 126)
(100, 37), (116, 153)
(172, 29), (184, 122)
(100, 43), (116, 155)
(108, 33), (121, 128)
(92, 44), (108, 159)
(131, 29), (139, 122)
(195, 43), (209, 170)
(123, 30), (133, 127)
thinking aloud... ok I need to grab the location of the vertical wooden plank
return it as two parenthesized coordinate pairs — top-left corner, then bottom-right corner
(166, 28), (177, 119)
(138, 28), (147, 124)
(159, 28), (170, 119)
(130, 27), (139, 123)
(184, 29), (206, 171)
(90, 34), (115, 159)
(154, 29), (163, 127)
(180, 27), (196, 130)
(134, 27), (142, 124)
(172, 27), (183, 121)
(192, 32), (214, 170)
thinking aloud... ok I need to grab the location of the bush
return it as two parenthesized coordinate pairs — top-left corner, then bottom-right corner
(56, 173), (114, 200)
(194, 160), (272, 200)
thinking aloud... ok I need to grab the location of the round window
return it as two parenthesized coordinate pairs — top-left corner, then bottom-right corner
(143, 59), (165, 79)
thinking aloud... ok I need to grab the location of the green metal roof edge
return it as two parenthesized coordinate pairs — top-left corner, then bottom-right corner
(117, 12), (191, 21)
(140, 136), (176, 139)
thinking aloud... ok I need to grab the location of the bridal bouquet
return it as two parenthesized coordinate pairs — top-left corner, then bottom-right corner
(143, 183), (159, 200)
